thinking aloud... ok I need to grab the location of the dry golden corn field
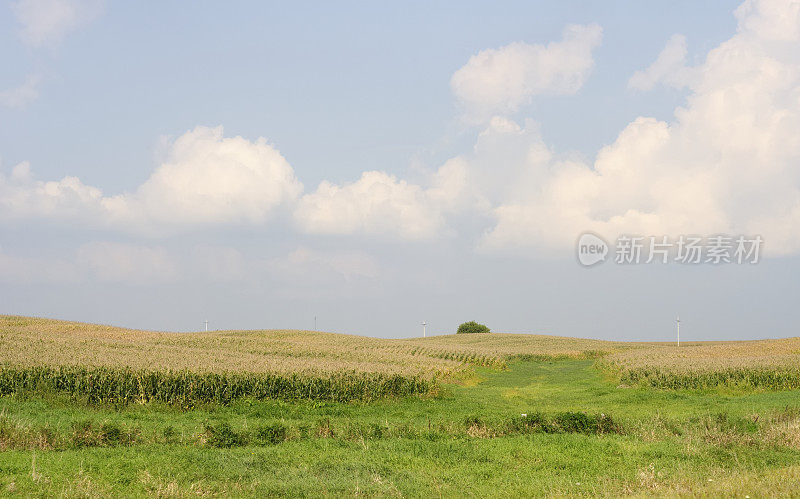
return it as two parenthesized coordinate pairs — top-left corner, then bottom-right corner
(2, 315), (800, 404)
(599, 337), (800, 389)
(0, 316), (624, 375)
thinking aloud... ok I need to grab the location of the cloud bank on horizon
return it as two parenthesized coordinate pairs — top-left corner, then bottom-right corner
(3, 0), (800, 266)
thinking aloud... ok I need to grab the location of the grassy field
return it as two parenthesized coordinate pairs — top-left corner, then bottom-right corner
(1, 316), (800, 496)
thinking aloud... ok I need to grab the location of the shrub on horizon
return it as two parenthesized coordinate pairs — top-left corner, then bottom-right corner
(457, 321), (490, 334)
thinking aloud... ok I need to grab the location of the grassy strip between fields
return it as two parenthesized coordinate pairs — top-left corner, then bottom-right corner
(0, 411), (620, 451)
(0, 365), (436, 405)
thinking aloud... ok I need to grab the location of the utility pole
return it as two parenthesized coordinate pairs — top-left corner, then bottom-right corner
(676, 316), (680, 347)
(204, 320), (208, 332)
(421, 321), (427, 338)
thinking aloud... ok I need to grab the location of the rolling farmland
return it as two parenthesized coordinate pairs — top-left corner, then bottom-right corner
(0, 316), (628, 404)
(3, 316), (800, 496)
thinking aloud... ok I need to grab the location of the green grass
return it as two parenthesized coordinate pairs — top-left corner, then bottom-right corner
(2, 359), (800, 496)
(4, 436), (798, 497)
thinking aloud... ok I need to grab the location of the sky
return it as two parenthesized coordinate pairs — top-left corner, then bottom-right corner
(2, 0), (800, 340)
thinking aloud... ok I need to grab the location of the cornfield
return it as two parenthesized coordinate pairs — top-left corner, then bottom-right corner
(614, 366), (800, 390)
(3, 315), (799, 401)
(0, 316), (620, 404)
(599, 337), (800, 389)
(402, 333), (624, 367)
(0, 365), (433, 405)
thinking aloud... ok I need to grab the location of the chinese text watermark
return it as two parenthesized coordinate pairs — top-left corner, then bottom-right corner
(576, 233), (762, 267)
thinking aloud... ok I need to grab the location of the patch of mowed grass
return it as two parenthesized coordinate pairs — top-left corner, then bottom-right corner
(454, 359), (800, 420)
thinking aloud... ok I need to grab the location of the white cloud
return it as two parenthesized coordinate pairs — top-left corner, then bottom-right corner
(451, 23), (602, 121)
(76, 242), (177, 284)
(292, 121), (534, 240)
(104, 126), (303, 230)
(12, 0), (104, 48)
(628, 34), (693, 91)
(735, 0), (800, 41)
(294, 171), (447, 240)
(475, 117), (735, 253)
(0, 126), (303, 232)
(6, 0), (800, 260)
(291, 116), (557, 241)
(0, 161), (105, 220)
(0, 75), (40, 109)
(477, 0), (800, 255)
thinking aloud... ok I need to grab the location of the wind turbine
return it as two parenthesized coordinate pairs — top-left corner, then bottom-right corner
(421, 321), (427, 338)
(676, 316), (680, 347)
(204, 320), (209, 332)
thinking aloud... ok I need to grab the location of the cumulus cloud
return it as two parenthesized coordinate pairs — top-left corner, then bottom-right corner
(0, 161), (105, 220)
(292, 122), (531, 240)
(0, 126), (303, 232)
(0, 75), (40, 109)
(477, 0), (800, 255)
(451, 23), (602, 121)
(735, 0), (800, 41)
(628, 34), (693, 91)
(292, 0), (797, 253)
(277, 0), (800, 254)
(294, 171), (448, 239)
(292, 116), (559, 241)
(12, 0), (104, 48)
(7, 1), (800, 260)
(104, 126), (303, 230)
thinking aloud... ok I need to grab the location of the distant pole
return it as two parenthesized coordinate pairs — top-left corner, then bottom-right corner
(204, 320), (208, 332)
(421, 321), (427, 338)
(676, 316), (680, 347)
(314, 316), (317, 331)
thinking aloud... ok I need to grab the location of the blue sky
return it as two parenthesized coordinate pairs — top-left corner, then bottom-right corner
(2, 0), (799, 340)
(1, 1), (738, 187)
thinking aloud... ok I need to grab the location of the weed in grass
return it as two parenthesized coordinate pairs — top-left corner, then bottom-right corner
(255, 423), (287, 445)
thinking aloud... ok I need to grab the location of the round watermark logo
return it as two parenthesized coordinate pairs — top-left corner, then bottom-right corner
(576, 232), (608, 267)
